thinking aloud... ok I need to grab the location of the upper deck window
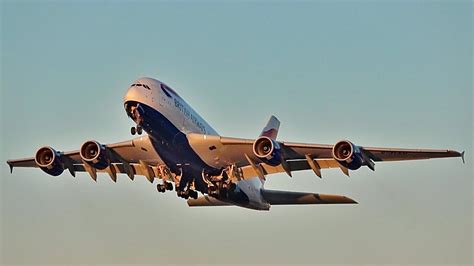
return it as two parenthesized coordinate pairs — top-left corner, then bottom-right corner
(160, 84), (172, 97)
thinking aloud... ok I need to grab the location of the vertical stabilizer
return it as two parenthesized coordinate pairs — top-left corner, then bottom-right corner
(260, 115), (280, 140)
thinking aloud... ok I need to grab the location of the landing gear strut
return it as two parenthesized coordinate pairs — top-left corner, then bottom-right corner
(188, 190), (198, 199)
(208, 181), (235, 199)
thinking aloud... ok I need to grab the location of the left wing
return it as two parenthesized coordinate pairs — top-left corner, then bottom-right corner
(7, 136), (169, 182)
(187, 133), (464, 179)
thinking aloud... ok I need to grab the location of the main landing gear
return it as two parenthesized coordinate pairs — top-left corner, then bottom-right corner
(203, 170), (236, 199)
(131, 125), (143, 135)
(208, 182), (236, 199)
(177, 189), (198, 200)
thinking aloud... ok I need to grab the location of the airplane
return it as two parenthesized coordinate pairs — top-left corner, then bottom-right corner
(6, 77), (465, 211)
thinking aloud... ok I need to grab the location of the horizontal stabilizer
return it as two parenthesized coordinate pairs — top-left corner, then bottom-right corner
(261, 189), (357, 205)
(187, 196), (231, 207)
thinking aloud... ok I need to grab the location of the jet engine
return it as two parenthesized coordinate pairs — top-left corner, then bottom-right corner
(332, 140), (364, 170)
(35, 146), (64, 176)
(253, 136), (282, 166)
(80, 140), (109, 169)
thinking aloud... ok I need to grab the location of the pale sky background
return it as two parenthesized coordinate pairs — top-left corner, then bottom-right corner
(0, 1), (472, 265)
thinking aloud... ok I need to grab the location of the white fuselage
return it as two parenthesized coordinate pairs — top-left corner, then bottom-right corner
(124, 77), (218, 136)
(123, 77), (269, 210)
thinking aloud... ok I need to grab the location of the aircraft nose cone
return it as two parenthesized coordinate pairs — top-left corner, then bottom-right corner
(123, 83), (148, 103)
(123, 86), (139, 103)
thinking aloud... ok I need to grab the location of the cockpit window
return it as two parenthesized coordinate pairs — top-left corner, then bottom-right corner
(131, 83), (151, 90)
(160, 84), (172, 97)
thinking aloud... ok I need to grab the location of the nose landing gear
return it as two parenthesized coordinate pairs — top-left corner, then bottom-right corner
(131, 125), (143, 135)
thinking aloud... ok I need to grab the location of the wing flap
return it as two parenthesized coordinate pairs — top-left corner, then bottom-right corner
(239, 158), (340, 180)
(261, 189), (357, 205)
(73, 162), (163, 181)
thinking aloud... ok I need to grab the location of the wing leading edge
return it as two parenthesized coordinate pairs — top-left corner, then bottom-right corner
(6, 136), (167, 182)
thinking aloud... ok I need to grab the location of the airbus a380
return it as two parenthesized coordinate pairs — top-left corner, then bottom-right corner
(7, 77), (465, 210)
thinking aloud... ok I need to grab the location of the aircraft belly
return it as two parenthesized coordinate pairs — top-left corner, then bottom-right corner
(129, 135), (164, 165)
(126, 100), (220, 193)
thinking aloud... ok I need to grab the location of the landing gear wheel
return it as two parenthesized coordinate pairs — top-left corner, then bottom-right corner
(182, 190), (189, 199)
(137, 126), (143, 135)
(131, 126), (136, 135)
(219, 187), (228, 199)
(189, 190), (198, 199)
(165, 182), (173, 191)
(208, 186), (219, 198)
(157, 184), (166, 193)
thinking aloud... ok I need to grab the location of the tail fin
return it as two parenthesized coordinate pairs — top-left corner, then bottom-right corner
(260, 115), (280, 139)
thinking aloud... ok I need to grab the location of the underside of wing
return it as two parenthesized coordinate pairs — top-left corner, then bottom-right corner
(238, 158), (340, 179)
(6, 136), (169, 182)
(187, 196), (231, 207)
(261, 189), (357, 205)
(187, 133), (463, 180)
(362, 147), (463, 162)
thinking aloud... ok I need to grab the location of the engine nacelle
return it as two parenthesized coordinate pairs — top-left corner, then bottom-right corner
(252, 136), (282, 166)
(35, 146), (64, 176)
(80, 140), (109, 170)
(332, 140), (364, 170)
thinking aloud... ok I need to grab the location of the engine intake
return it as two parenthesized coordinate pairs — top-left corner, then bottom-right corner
(332, 140), (364, 170)
(253, 136), (282, 166)
(35, 146), (64, 176)
(80, 140), (109, 169)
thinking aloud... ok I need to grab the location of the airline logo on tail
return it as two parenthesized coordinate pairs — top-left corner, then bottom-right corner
(260, 115), (280, 139)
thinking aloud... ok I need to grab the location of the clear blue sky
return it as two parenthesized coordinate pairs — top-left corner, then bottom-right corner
(1, 1), (472, 265)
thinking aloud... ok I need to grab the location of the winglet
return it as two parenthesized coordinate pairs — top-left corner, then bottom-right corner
(7, 161), (13, 173)
(461, 151), (465, 164)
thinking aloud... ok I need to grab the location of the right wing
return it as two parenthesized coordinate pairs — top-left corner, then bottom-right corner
(187, 133), (463, 180)
(7, 136), (169, 182)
